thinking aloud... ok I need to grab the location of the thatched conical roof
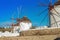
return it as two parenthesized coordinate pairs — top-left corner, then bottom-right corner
(11, 16), (31, 26)
(21, 16), (31, 23)
(54, 0), (60, 5)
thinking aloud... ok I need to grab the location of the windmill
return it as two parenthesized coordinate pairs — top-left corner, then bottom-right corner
(10, 6), (22, 32)
(11, 6), (22, 26)
(37, 0), (60, 27)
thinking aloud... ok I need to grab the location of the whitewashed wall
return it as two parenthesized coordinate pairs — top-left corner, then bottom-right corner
(50, 5), (60, 27)
(20, 22), (32, 31)
(13, 26), (20, 33)
(0, 31), (19, 37)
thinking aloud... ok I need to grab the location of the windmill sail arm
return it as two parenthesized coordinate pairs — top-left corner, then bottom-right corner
(38, 0), (48, 7)
(53, 8), (60, 17)
(37, 8), (48, 16)
(38, 3), (48, 6)
(52, 13), (60, 18)
(49, 0), (52, 4)
(51, 21), (60, 25)
(40, 13), (48, 25)
(51, 14), (58, 27)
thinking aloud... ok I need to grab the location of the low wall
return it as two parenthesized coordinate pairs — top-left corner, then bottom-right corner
(20, 28), (60, 36)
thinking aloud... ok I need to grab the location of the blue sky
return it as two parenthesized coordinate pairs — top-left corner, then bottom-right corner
(0, 0), (57, 27)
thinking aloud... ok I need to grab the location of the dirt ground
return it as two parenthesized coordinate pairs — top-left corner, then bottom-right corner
(0, 35), (60, 40)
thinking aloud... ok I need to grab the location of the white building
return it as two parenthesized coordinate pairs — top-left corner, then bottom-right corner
(13, 16), (32, 32)
(50, 1), (60, 27)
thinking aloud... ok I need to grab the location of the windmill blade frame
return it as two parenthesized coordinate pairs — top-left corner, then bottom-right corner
(37, 0), (49, 7)
(53, 8), (60, 17)
(52, 13), (60, 18)
(39, 13), (48, 25)
(37, 7), (48, 16)
(50, 13), (58, 27)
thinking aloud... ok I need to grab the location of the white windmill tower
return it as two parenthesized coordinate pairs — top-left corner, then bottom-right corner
(51, 0), (60, 27)
(11, 6), (32, 32)
(37, 0), (60, 28)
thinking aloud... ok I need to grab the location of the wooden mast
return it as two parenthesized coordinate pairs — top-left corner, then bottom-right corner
(11, 6), (22, 32)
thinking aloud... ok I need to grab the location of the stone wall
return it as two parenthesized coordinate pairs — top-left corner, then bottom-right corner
(20, 28), (60, 36)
